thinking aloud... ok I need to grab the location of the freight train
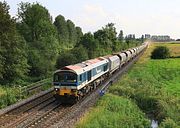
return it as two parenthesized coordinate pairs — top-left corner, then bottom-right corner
(53, 42), (148, 103)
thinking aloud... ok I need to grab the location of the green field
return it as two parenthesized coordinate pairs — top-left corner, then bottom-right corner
(76, 42), (180, 128)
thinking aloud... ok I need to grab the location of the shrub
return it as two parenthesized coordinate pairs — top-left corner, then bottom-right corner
(159, 118), (179, 128)
(151, 46), (170, 59)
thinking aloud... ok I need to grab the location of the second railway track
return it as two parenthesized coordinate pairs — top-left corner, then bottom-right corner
(0, 89), (54, 128)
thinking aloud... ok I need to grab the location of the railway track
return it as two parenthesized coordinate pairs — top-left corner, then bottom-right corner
(5, 97), (57, 128)
(15, 101), (60, 128)
(0, 89), (54, 128)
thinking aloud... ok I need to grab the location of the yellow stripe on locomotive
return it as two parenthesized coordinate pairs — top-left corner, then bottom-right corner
(55, 88), (78, 96)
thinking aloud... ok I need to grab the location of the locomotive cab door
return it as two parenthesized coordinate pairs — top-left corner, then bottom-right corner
(87, 70), (92, 81)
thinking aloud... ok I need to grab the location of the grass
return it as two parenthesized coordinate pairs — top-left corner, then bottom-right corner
(76, 94), (150, 128)
(0, 87), (5, 96)
(0, 86), (23, 108)
(76, 42), (180, 128)
(0, 79), (53, 109)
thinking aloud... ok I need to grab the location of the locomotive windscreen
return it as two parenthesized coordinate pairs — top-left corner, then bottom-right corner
(54, 71), (77, 83)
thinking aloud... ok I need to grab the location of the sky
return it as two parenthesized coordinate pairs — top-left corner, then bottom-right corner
(3, 0), (180, 39)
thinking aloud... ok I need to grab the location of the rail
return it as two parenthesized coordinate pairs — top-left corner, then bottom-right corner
(19, 78), (52, 95)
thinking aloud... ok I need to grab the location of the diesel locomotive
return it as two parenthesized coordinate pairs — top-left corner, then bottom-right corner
(53, 42), (148, 103)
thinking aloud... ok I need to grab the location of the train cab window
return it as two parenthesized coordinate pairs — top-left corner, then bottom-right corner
(96, 66), (101, 74)
(54, 72), (77, 83)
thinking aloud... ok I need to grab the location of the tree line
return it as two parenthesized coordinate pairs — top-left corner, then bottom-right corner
(0, 1), (142, 86)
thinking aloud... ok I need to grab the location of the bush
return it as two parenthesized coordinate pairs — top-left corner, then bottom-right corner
(159, 118), (179, 128)
(151, 46), (170, 59)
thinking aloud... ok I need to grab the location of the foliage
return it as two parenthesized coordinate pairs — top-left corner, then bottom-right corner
(1, 1), (84, 85)
(0, 1), (29, 84)
(76, 94), (150, 128)
(17, 2), (58, 79)
(55, 51), (77, 69)
(55, 45), (88, 69)
(54, 15), (83, 50)
(72, 45), (89, 62)
(67, 19), (78, 48)
(77, 32), (100, 58)
(54, 15), (69, 45)
(152, 43), (180, 60)
(159, 118), (179, 128)
(94, 23), (117, 53)
(76, 23), (141, 61)
(151, 46), (170, 59)
(75, 27), (83, 43)
(118, 30), (124, 42)
(141, 35), (144, 43)
(0, 86), (23, 108)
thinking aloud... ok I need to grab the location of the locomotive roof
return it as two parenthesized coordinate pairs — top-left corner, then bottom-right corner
(55, 57), (108, 75)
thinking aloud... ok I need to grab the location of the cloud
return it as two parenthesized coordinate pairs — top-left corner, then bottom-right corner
(72, 4), (110, 32)
(72, 3), (180, 38)
(84, 4), (107, 17)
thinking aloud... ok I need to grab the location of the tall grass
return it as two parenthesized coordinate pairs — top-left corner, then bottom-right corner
(76, 94), (150, 128)
(0, 79), (52, 109)
(0, 86), (24, 108)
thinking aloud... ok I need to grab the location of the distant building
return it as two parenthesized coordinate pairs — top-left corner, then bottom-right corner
(126, 34), (135, 39)
(145, 34), (151, 39)
(151, 35), (171, 42)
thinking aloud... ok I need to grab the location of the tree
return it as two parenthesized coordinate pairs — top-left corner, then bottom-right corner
(0, 1), (29, 84)
(118, 30), (124, 42)
(72, 45), (88, 62)
(94, 23), (118, 54)
(75, 26), (83, 43)
(141, 35), (144, 43)
(55, 51), (77, 69)
(54, 15), (69, 45)
(132, 34), (135, 39)
(78, 32), (100, 58)
(151, 46), (170, 59)
(67, 19), (77, 47)
(104, 23), (117, 43)
(17, 2), (58, 78)
(55, 45), (88, 69)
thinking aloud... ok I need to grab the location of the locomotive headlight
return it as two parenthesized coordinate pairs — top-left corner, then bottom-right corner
(55, 88), (59, 91)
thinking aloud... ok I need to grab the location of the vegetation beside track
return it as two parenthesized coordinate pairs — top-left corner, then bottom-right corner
(77, 94), (150, 128)
(76, 42), (180, 128)
(0, 79), (52, 109)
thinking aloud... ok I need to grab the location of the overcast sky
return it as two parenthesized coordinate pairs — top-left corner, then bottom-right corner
(4, 0), (180, 39)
